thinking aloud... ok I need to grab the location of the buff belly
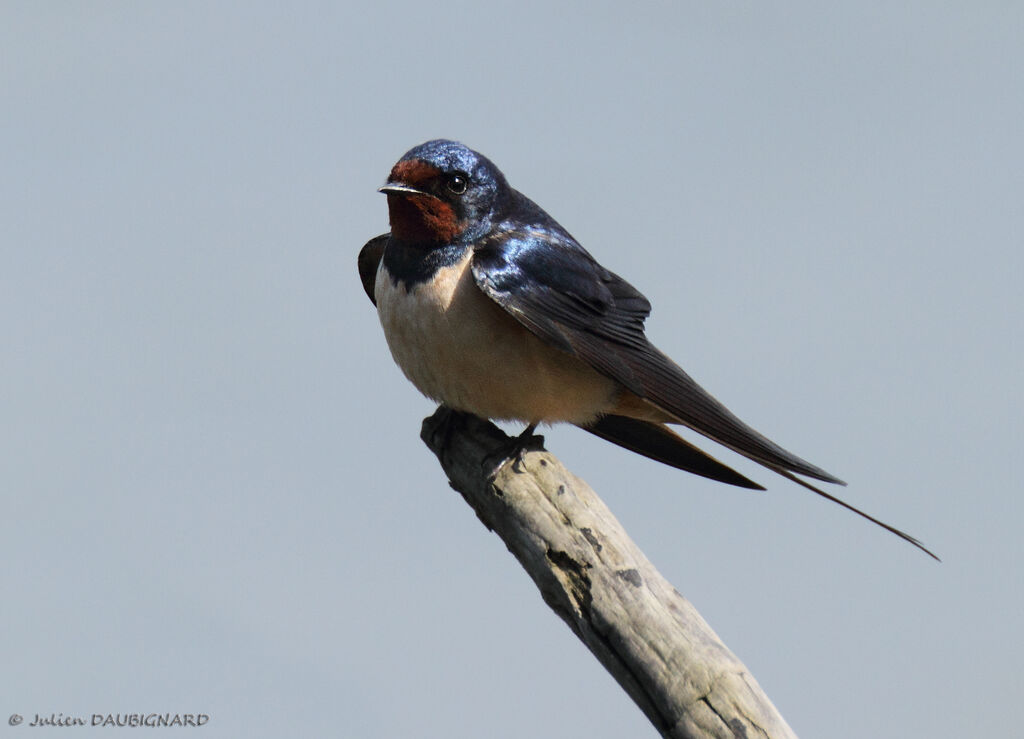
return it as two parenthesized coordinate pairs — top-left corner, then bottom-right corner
(374, 250), (619, 425)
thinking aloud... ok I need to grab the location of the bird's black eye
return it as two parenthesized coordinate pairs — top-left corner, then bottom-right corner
(445, 174), (468, 195)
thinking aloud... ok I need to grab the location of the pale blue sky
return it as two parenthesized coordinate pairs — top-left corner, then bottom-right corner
(3, 3), (1021, 737)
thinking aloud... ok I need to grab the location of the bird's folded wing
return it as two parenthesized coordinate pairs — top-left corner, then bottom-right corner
(358, 234), (389, 306)
(471, 232), (844, 485)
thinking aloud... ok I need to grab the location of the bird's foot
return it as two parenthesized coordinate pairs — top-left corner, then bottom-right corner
(482, 423), (545, 478)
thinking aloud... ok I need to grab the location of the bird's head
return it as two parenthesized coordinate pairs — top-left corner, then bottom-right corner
(379, 139), (510, 245)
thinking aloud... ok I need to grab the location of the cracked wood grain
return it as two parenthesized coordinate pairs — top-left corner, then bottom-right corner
(421, 407), (798, 739)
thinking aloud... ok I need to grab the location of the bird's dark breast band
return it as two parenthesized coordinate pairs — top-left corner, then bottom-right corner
(379, 239), (467, 290)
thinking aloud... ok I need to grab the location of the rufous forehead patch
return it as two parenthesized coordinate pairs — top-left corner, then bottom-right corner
(390, 159), (442, 188)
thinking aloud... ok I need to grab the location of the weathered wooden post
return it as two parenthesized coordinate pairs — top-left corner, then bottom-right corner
(421, 406), (798, 739)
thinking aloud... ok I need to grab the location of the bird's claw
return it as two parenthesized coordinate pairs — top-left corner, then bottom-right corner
(482, 425), (545, 478)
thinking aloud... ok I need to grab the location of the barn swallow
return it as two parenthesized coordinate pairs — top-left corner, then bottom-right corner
(359, 139), (937, 560)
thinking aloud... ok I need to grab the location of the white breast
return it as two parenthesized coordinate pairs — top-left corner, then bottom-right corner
(374, 250), (619, 424)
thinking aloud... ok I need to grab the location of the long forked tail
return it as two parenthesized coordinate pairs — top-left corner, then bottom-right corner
(580, 415), (764, 490)
(581, 414), (939, 561)
(767, 464), (940, 561)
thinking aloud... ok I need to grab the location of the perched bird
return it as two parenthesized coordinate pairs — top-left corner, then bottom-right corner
(359, 139), (936, 560)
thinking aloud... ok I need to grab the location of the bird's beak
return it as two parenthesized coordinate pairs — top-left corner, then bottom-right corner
(378, 182), (429, 197)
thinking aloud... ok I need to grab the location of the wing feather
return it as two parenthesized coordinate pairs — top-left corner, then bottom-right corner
(358, 234), (388, 306)
(471, 232), (843, 485)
